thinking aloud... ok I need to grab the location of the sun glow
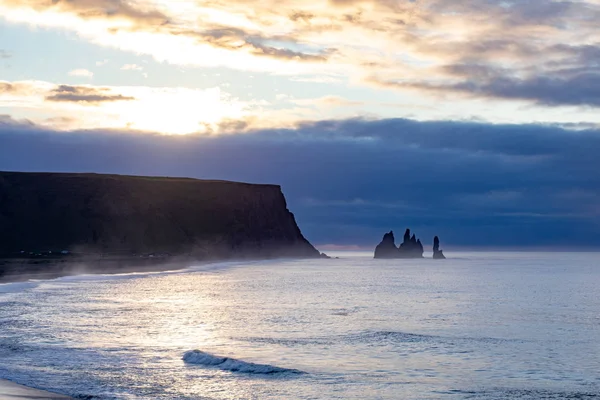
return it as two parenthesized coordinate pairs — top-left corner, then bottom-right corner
(103, 87), (248, 135)
(0, 81), (249, 135)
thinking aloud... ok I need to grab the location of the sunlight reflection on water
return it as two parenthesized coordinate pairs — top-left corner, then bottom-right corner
(1, 252), (600, 399)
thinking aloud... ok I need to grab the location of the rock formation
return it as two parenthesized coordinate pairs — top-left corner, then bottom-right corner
(374, 231), (400, 259)
(433, 236), (446, 259)
(0, 171), (320, 260)
(374, 229), (446, 259)
(374, 228), (424, 259)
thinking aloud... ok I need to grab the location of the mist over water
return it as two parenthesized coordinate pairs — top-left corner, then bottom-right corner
(1, 252), (599, 399)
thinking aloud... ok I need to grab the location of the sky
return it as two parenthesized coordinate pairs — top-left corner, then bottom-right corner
(1, 0), (599, 249)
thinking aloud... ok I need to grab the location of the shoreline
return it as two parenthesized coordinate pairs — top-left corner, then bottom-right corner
(0, 379), (73, 399)
(0, 258), (201, 284)
(0, 252), (327, 285)
(0, 253), (257, 284)
(0, 253), (325, 284)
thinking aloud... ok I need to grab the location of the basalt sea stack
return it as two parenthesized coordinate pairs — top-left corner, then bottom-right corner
(433, 236), (446, 259)
(0, 171), (320, 262)
(374, 229), (446, 259)
(374, 228), (424, 259)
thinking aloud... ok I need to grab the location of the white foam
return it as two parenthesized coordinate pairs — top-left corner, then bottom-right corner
(182, 350), (303, 374)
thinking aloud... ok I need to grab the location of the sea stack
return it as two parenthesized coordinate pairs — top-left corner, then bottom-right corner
(374, 231), (399, 259)
(433, 236), (446, 259)
(373, 228), (424, 259)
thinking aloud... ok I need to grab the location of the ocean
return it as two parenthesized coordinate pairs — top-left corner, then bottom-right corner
(0, 252), (599, 399)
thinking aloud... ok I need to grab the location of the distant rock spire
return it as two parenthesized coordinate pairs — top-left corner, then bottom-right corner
(403, 229), (411, 244)
(433, 236), (446, 259)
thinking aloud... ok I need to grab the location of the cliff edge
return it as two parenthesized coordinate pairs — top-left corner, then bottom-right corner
(0, 171), (320, 261)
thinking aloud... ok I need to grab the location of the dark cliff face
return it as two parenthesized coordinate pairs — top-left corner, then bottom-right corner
(0, 171), (319, 259)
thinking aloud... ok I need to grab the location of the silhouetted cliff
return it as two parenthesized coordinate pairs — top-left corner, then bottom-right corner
(0, 171), (319, 261)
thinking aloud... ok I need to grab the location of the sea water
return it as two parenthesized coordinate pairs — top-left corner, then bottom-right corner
(0, 252), (599, 399)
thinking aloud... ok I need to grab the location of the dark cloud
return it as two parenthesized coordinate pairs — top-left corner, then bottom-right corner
(45, 85), (135, 104)
(1, 116), (599, 248)
(471, 73), (600, 107)
(377, 68), (600, 107)
(496, 0), (587, 26)
(427, 0), (591, 27)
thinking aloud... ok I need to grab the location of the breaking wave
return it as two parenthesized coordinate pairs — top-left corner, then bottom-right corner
(182, 350), (304, 375)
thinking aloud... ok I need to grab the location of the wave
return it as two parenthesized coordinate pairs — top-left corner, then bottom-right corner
(182, 350), (304, 375)
(343, 330), (433, 343)
(240, 336), (332, 347)
(240, 330), (528, 350)
(343, 330), (531, 346)
(238, 331), (435, 349)
(446, 388), (600, 399)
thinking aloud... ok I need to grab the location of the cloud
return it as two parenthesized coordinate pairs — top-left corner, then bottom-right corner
(174, 27), (333, 63)
(0, 79), (256, 134)
(2, 0), (600, 113)
(375, 64), (600, 107)
(2, 0), (169, 27)
(293, 95), (363, 107)
(45, 85), (135, 104)
(290, 75), (344, 84)
(1, 116), (599, 248)
(0, 80), (52, 101)
(0, 82), (16, 93)
(96, 59), (109, 66)
(120, 63), (143, 71)
(68, 69), (94, 78)
(477, 73), (600, 107)
(1, 1), (595, 96)
(0, 50), (10, 59)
